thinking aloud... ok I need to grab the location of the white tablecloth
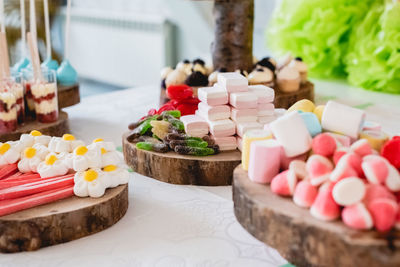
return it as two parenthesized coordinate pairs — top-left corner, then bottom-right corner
(1, 80), (400, 267)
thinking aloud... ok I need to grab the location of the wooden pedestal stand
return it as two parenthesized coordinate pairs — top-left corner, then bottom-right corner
(232, 165), (400, 267)
(0, 184), (128, 253)
(58, 83), (80, 109)
(123, 133), (241, 186)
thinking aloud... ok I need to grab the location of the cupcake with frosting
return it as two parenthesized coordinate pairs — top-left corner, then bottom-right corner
(247, 67), (274, 86)
(288, 57), (308, 84)
(176, 59), (193, 76)
(160, 67), (173, 89)
(165, 69), (187, 89)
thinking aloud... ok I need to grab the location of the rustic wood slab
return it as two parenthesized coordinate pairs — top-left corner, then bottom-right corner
(0, 111), (70, 142)
(58, 83), (80, 109)
(0, 184), (128, 253)
(123, 132), (241, 186)
(232, 165), (400, 267)
(159, 81), (314, 108)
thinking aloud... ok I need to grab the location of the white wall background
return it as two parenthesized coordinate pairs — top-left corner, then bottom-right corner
(67, 0), (277, 86)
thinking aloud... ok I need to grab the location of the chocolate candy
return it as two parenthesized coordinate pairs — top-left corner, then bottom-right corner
(169, 139), (208, 149)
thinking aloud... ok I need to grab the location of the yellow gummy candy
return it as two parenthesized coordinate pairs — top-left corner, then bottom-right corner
(151, 120), (171, 140)
(75, 146), (88, 156)
(30, 130), (42, 136)
(360, 131), (389, 152)
(93, 138), (104, 143)
(0, 143), (11, 155)
(45, 154), (58, 165)
(63, 134), (75, 141)
(101, 148), (107, 154)
(24, 147), (37, 158)
(313, 105), (325, 122)
(287, 99), (315, 113)
(103, 165), (117, 172)
(84, 169), (98, 182)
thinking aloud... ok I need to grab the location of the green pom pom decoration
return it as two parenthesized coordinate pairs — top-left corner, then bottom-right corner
(345, 1), (400, 94)
(267, 0), (375, 78)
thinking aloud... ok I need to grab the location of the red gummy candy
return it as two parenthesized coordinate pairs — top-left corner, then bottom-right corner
(178, 97), (200, 105)
(381, 137), (400, 169)
(157, 104), (175, 114)
(176, 104), (198, 116)
(166, 84), (193, 100)
(147, 108), (157, 116)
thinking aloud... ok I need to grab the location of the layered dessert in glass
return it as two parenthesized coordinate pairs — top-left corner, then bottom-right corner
(30, 70), (59, 123)
(22, 69), (37, 119)
(9, 74), (25, 123)
(0, 84), (18, 133)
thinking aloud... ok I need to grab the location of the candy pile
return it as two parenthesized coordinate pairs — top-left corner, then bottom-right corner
(0, 131), (129, 217)
(127, 110), (219, 156)
(246, 99), (400, 232)
(181, 72), (283, 151)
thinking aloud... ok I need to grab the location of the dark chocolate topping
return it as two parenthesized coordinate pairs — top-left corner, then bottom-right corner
(192, 58), (205, 66)
(295, 57), (303, 61)
(256, 68), (264, 72)
(218, 67), (227, 72)
(184, 71), (209, 86)
(183, 59), (190, 64)
(161, 79), (166, 89)
(257, 57), (276, 72)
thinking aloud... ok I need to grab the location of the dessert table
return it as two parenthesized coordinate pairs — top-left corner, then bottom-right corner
(1, 80), (399, 267)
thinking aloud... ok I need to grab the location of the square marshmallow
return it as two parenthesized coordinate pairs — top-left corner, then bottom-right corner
(229, 92), (258, 109)
(209, 119), (236, 137)
(198, 86), (228, 106)
(217, 72), (248, 93)
(236, 122), (263, 137)
(231, 108), (258, 123)
(180, 115), (209, 137)
(258, 103), (274, 116)
(248, 85), (275, 103)
(197, 102), (231, 121)
(211, 135), (237, 151)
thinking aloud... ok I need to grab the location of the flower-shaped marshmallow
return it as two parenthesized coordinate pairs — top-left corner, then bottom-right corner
(18, 144), (50, 173)
(0, 141), (23, 165)
(48, 134), (85, 153)
(70, 145), (102, 172)
(74, 168), (107, 198)
(102, 164), (130, 188)
(20, 130), (51, 148)
(88, 138), (121, 167)
(37, 154), (69, 178)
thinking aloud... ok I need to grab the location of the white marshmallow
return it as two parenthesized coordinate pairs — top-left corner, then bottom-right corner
(332, 177), (366, 206)
(270, 111), (312, 157)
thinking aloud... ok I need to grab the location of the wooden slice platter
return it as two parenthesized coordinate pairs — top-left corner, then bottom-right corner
(159, 81), (314, 108)
(123, 132), (241, 186)
(58, 84), (80, 109)
(0, 111), (70, 142)
(232, 165), (400, 267)
(0, 184), (128, 253)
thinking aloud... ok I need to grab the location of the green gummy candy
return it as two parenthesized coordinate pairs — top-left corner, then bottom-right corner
(162, 110), (181, 118)
(186, 140), (208, 148)
(136, 142), (153, 151)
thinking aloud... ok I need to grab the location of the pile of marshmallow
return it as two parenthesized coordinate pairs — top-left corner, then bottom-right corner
(179, 72), (283, 151)
(246, 100), (400, 232)
(0, 131), (129, 198)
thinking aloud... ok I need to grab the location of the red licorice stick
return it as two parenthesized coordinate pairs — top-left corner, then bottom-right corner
(0, 186), (74, 217)
(6, 171), (24, 179)
(2, 173), (41, 181)
(0, 175), (74, 201)
(0, 164), (18, 180)
(0, 175), (73, 190)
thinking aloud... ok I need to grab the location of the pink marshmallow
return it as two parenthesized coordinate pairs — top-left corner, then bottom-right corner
(236, 122), (263, 137)
(280, 150), (308, 170)
(330, 155), (359, 182)
(361, 156), (389, 184)
(197, 86), (229, 106)
(368, 198), (398, 232)
(385, 164), (400, 192)
(293, 180), (318, 208)
(231, 108), (258, 123)
(211, 136), (237, 151)
(208, 119), (236, 137)
(332, 177), (366, 206)
(180, 115), (209, 137)
(257, 103), (274, 116)
(289, 160), (308, 180)
(310, 186), (340, 221)
(342, 203), (373, 230)
(258, 115), (276, 125)
(217, 72), (248, 93)
(248, 84), (275, 103)
(248, 139), (282, 184)
(197, 102), (230, 121)
(306, 155), (333, 186)
(351, 139), (373, 157)
(327, 133), (351, 147)
(270, 169), (297, 196)
(311, 133), (337, 157)
(229, 92), (258, 109)
(363, 184), (396, 206)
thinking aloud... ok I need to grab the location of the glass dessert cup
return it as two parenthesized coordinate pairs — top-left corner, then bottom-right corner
(0, 80), (18, 133)
(22, 69), (37, 119)
(9, 73), (25, 124)
(26, 70), (59, 123)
